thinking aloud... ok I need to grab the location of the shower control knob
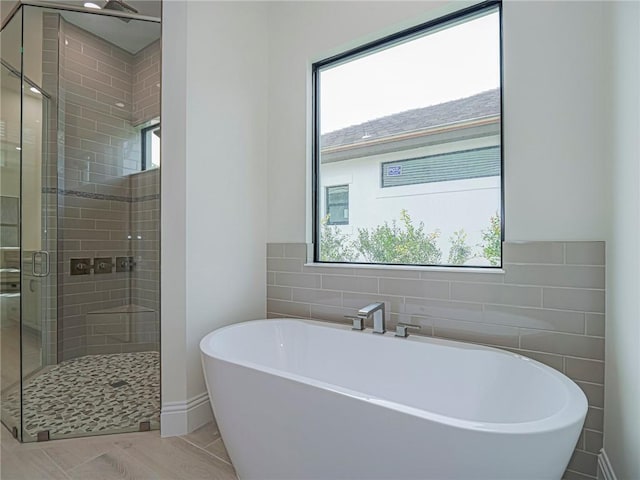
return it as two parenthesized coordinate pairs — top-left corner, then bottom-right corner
(70, 258), (91, 275)
(115, 256), (135, 272)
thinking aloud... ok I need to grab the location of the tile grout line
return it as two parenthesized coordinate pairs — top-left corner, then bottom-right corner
(41, 449), (74, 479)
(178, 435), (233, 467)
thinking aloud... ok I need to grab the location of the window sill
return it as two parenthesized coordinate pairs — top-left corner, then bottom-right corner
(303, 262), (505, 275)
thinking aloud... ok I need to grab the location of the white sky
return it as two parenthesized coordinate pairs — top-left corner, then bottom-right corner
(320, 11), (500, 134)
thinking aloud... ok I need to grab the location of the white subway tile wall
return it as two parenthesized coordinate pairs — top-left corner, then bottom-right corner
(266, 241), (605, 480)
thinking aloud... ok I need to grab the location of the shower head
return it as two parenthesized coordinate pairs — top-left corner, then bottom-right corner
(102, 0), (138, 21)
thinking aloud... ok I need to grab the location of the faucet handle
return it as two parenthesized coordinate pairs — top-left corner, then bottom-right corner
(395, 323), (421, 338)
(345, 315), (364, 331)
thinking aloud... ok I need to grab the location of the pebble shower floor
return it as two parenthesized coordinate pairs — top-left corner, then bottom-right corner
(2, 351), (159, 440)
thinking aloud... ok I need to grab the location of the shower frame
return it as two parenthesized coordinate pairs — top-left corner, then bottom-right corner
(0, 0), (162, 443)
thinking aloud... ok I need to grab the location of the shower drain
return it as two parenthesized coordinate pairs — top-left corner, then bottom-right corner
(110, 380), (129, 388)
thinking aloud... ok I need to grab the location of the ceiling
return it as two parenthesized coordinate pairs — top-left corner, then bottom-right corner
(60, 8), (161, 54)
(45, 0), (161, 18)
(25, 1), (162, 54)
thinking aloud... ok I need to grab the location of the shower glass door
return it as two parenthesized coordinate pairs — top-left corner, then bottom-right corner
(0, 7), (24, 440)
(20, 67), (56, 443)
(1, 5), (57, 441)
(3, 2), (161, 442)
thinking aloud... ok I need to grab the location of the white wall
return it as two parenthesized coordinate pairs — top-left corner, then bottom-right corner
(266, 1), (610, 243)
(503, 1), (609, 242)
(161, 1), (268, 435)
(163, 2), (635, 459)
(161, 0), (188, 432)
(267, 1), (474, 243)
(604, 2), (640, 478)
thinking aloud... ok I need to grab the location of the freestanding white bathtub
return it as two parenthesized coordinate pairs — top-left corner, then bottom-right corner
(200, 319), (587, 480)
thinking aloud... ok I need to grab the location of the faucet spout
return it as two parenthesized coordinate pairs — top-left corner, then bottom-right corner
(357, 302), (386, 334)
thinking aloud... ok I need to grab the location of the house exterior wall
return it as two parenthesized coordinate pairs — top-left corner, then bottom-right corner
(320, 135), (500, 262)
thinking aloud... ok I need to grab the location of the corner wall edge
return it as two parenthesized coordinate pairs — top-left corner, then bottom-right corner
(598, 449), (618, 480)
(160, 391), (212, 437)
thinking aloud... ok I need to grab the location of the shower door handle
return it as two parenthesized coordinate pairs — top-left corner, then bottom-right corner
(32, 251), (50, 277)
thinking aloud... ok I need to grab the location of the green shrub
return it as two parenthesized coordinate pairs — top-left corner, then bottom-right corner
(354, 209), (441, 265)
(319, 215), (358, 262)
(447, 230), (472, 265)
(480, 212), (501, 265)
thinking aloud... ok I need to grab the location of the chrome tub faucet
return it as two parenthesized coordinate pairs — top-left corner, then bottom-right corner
(358, 302), (386, 334)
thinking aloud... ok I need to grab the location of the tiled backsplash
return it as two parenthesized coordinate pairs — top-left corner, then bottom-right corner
(266, 241), (604, 480)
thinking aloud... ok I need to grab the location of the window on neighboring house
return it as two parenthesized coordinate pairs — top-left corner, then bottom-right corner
(326, 185), (349, 225)
(381, 147), (501, 188)
(313, 1), (503, 267)
(141, 123), (160, 170)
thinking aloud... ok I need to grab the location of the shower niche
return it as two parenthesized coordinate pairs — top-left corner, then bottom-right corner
(0, 2), (161, 442)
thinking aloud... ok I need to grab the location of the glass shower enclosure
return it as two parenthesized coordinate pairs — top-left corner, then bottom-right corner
(0, 1), (161, 442)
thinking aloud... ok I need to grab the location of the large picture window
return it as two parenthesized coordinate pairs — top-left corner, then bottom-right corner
(313, 1), (503, 267)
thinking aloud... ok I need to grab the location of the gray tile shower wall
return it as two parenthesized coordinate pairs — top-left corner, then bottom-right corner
(58, 194), (131, 359)
(53, 18), (160, 360)
(266, 241), (605, 480)
(131, 169), (160, 314)
(42, 13), (59, 365)
(132, 40), (161, 127)
(60, 20), (140, 180)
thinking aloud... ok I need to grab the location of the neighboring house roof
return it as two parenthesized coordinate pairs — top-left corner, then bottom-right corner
(320, 89), (500, 150)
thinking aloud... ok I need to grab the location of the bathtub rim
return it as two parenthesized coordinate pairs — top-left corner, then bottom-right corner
(200, 318), (588, 435)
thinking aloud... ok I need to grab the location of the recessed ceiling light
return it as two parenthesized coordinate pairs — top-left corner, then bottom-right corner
(30, 87), (41, 94)
(84, 2), (102, 9)
(16, 147), (21, 151)
(115, 102), (125, 108)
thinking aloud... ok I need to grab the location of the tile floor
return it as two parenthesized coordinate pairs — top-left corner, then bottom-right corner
(0, 420), (237, 479)
(2, 352), (160, 440)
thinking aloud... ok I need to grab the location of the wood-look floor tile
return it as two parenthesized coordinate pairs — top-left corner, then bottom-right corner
(0, 445), (70, 480)
(182, 422), (221, 449)
(67, 449), (159, 480)
(1, 425), (237, 480)
(0, 426), (17, 449)
(0, 428), (45, 452)
(205, 437), (231, 465)
(114, 435), (237, 480)
(42, 437), (120, 472)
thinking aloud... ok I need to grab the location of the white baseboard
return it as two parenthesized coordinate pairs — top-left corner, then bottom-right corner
(160, 391), (213, 437)
(598, 449), (618, 480)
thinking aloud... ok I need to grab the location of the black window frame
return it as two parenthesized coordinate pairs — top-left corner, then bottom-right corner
(325, 184), (349, 225)
(312, 0), (504, 268)
(141, 123), (160, 171)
